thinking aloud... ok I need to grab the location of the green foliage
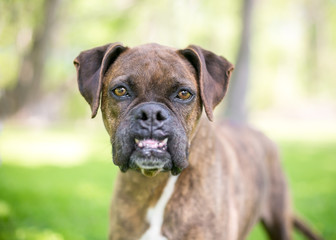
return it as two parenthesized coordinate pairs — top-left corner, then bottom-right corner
(1, 0), (336, 119)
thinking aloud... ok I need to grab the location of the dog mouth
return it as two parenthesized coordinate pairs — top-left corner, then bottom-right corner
(130, 138), (172, 177)
(135, 138), (168, 151)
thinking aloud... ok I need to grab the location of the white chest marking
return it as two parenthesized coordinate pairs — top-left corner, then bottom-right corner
(139, 175), (179, 240)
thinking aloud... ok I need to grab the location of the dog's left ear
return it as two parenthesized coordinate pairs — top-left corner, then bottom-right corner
(74, 43), (127, 118)
(179, 45), (234, 121)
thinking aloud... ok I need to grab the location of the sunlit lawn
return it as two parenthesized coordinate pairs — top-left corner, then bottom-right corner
(0, 122), (335, 240)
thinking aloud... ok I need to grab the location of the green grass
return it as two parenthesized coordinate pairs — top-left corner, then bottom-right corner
(0, 124), (335, 239)
(0, 163), (118, 240)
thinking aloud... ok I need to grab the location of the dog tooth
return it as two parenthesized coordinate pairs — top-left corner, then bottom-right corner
(139, 142), (144, 148)
(161, 138), (168, 145)
(135, 139), (139, 144)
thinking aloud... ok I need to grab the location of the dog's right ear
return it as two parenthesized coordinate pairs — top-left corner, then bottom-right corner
(73, 43), (127, 118)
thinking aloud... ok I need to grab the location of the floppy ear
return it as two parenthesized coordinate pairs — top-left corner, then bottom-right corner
(73, 43), (127, 118)
(179, 45), (234, 121)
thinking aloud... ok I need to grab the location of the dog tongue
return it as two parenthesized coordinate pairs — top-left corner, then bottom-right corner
(141, 168), (161, 177)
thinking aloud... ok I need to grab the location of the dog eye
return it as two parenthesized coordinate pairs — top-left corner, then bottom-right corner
(176, 90), (192, 100)
(113, 87), (128, 97)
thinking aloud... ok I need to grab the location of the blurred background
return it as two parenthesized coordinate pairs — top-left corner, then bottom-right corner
(0, 0), (335, 239)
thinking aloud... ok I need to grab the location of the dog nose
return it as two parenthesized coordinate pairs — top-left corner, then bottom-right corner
(135, 103), (169, 126)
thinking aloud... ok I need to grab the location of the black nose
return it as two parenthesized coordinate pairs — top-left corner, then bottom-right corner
(134, 103), (169, 126)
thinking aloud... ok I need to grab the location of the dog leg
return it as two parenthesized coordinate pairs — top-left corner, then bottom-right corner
(261, 216), (292, 240)
(260, 183), (292, 240)
(261, 140), (293, 240)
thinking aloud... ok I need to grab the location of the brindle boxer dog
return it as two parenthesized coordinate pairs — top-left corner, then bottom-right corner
(74, 43), (322, 240)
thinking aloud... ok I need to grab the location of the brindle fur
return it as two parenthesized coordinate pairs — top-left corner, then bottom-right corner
(74, 43), (322, 240)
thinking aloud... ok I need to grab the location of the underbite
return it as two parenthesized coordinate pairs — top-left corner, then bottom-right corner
(135, 138), (168, 151)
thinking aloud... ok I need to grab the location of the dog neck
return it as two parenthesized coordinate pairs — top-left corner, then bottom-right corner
(110, 169), (174, 238)
(112, 170), (171, 206)
(140, 174), (179, 240)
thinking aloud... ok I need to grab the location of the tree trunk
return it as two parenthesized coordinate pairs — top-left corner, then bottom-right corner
(304, 0), (325, 92)
(224, 0), (255, 124)
(0, 0), (61, 119)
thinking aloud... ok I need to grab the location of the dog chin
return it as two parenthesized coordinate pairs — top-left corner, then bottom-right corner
(129, 148), (173, 177)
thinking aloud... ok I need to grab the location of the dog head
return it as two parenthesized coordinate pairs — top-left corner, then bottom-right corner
(74, 43), (233, 177)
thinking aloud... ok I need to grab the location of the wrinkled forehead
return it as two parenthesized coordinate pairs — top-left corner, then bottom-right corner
(105, 44), (197, 86)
